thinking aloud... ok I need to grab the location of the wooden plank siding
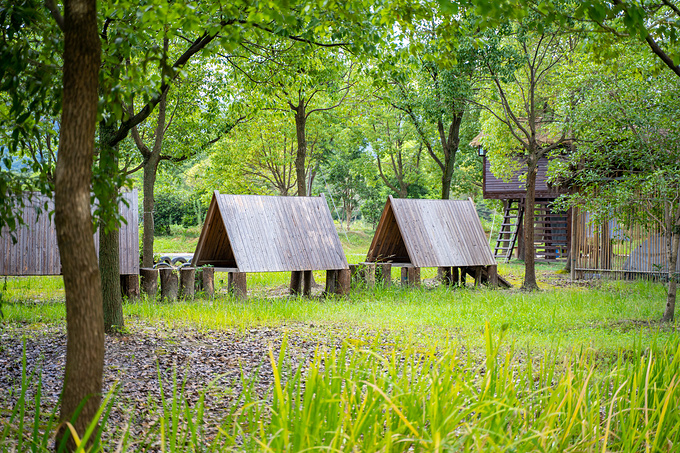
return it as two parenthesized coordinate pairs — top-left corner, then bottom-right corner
(366, 196), (497, 268)
(483, 156), (566, 200)
(192, 192), (348, 272)
(0, 191), (139, 275)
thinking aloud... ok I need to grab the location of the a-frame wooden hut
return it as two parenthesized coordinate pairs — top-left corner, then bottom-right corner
(192, 191), (350, 297)
(364, 196), (499, 287)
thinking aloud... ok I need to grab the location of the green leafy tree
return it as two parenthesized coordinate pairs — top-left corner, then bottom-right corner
(477, 22), (575, 291)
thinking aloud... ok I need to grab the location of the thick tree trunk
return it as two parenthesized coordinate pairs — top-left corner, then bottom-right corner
(98, 122), (124, 332)
(55, 0), (103, 449)
(293, 101), (307, 197)
(522, 157), (539, 291)
(142, 159), (160, 268)
(662, 233), (679, 322)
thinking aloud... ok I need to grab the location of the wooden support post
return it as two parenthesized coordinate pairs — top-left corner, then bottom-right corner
(290, 270), (302, 295)
(400, 267), (408, 286)
(408, 267), (421, 287)
(303, 270), (313, 297)
(487, 265), (499, 288)
(140, 268), (158, 298)
(228, 272), (247, 298)
(324, 269), (337, 296)
(452, 267), (460, 286)
(364, 263), (376, 288)
(459, 267), (466, 287)
(474, 267), (483, 287)
(336, 269), (351, 296)
(179, 267), (195, 299)
(378, 263), (392, 287)
(120, 274), (140, 300)
(442, 267), (453, 286)
(159, 268), (179, 302)
(199, 267), (215, 298)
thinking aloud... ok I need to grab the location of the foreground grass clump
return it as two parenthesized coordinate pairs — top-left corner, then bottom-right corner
(3, 325), (679, 452)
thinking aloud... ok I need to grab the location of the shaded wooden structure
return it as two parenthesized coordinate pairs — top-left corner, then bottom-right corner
(365, 196), (499, 287)
(571, 209), (680, 280)
(472, 136), (571, 263)
(192, 192), (350, 297)
(0, 191), (139, 276)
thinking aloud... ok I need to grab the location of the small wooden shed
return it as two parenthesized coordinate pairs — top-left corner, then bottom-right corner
(0, 190), (139, 276)
(192, 191), (350, 297)
(364, 196), (499, 287)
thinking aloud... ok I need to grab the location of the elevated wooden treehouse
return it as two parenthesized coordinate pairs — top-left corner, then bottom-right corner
(480, 154), (571, 263)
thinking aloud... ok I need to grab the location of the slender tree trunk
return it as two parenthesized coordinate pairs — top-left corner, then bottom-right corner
(439, 115), (461, 200)
(522, 155), (539, 291)
(142, 158), (160, 268)
(98, 121), (124, 332)
(662, 232), (679, 322)
(55, 0), (104, 448)
(293, 101), (307, 197)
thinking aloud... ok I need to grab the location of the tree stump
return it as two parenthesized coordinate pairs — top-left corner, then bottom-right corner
(179, 267), (195, 299)
(364, 263), (376, 288)
(401, 267), (420, 287)
(336, 268), (351, 296)
(474, 267), (483, 287)
(290, 271), (302, 296)
(487, 265), (499, 287)
(120, 274), (140, 300)
(200, 267), (215, 298)
(140, 268), (158, 298)
(324, 269), (337, 296)
(303, 270), (313, 297)
(377, 263), (392, 287)
(159, 268), (179, 302)
(349, 264), (361, 284)
(228, 272), (247, 298)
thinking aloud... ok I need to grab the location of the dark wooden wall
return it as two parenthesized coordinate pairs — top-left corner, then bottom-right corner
(0, 191), (139, 276)
(483, 156), (566, 200)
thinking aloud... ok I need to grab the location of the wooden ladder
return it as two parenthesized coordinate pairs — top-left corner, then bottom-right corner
(494, 199), (523, 263)
(532, 200), (568, 261)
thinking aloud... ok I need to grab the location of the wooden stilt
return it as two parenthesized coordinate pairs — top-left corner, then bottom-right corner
(303, 270), (313, 297)
(442, 267), (453, 286)
(324, 269), (337, 296)
(140, 268), (158, 298)
(400, 267), (409, 286)
(290, 270), (302, 295)
(378, 263), (392, 287)
(228, 272), (247, 298)
(474, 267), (482, 287)
(487, 265), (498, 287)
(452, 267), (460, 286)
(200, 267), (215, 298)
(365, 263), (376, 288)
(408, 267), (421, 287)
(336, 269), (351, 296)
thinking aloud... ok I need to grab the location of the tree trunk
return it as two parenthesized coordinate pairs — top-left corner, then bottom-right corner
(98, 121), (124, 332)
(522, 156), (539, 291)
(662, 233), (679, 322)
(439, 115), (462, 200)
(293, 101), (307, 197)
(142, 158), (160, 268)
(55, 0), (103, 449)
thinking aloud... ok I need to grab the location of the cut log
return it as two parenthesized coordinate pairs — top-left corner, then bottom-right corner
(179, 267), (195, 299)
(336, 269), (351, 296)
(228, 271), (247, 298)
(140, 268), (158, 298)
(378, 263), (392, 287)
(120, 274), (140, 300)
(364, 263), (376, 288)
(324, 269), (337, 296)
(159, 268), (179, 302)
(290, 270), (302, 295)
(303, 270), (313, 297)
(199, 267), (215, 298)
